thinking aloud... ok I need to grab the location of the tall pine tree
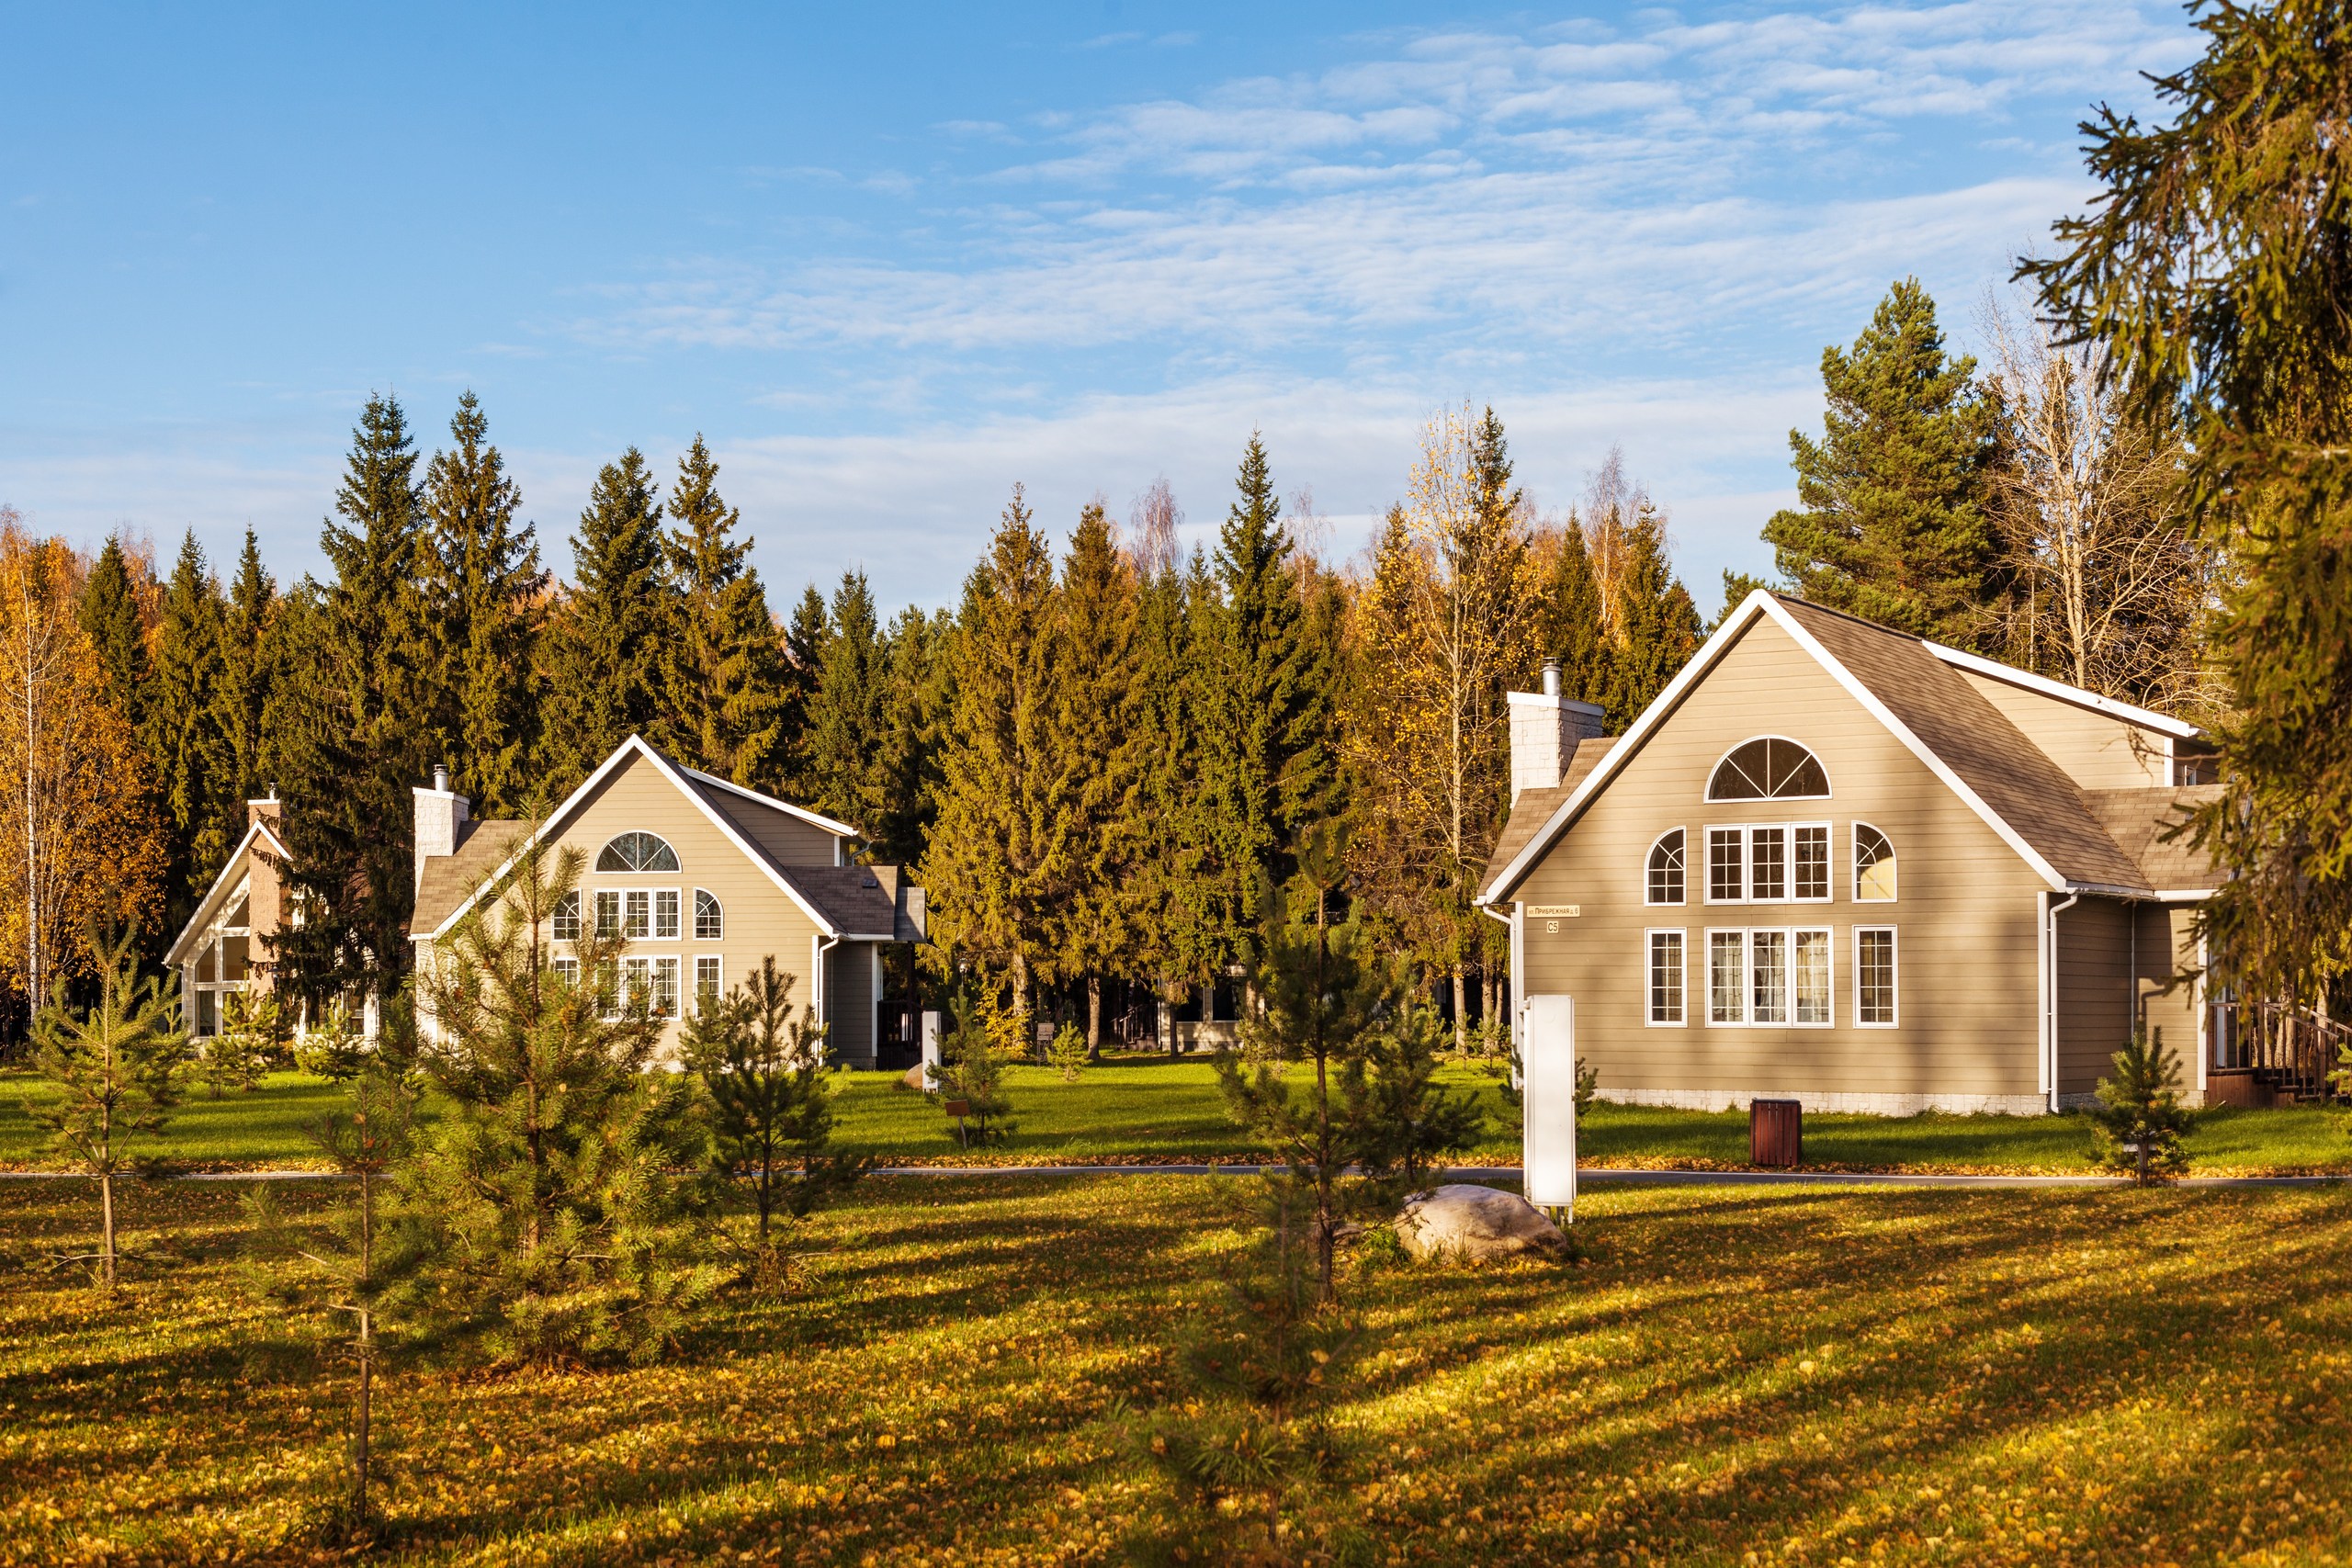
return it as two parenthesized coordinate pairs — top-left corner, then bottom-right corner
(539, 449), (669, 794)
(217, 529), (279, 804)
(145, 533), (236, 933)
(1762, 279), (1999, 642)
(923, 486), (1065, 1033)
(275, 394), (438, 1002)
(420, 392), (543, 814)
(778, 583), (831, 795)
(1600, 500), (1705, 728)
(78, 537), (153, 740)
(658, 436), (788, 786)
(802, 571), (885, 832)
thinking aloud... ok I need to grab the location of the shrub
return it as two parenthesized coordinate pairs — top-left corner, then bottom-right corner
(2090, 1028), (2193, 1185)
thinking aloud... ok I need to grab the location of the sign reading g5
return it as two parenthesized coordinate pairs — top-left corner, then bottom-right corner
(1526, 904), (1580, 932)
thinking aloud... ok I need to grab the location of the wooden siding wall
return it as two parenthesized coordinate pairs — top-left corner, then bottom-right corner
(706, 793), (840, 867)
(2138, 904), (2203, 1081)
(1956, 673), (2168, 789)
(1514, 616), (2049, 1106)
(556, 751), (826, 1057)
(2055, 898), (2133, 1096)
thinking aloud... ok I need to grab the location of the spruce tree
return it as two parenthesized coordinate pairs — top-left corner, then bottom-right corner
(218, 529), (279, 803)
(865, 605), (949, 870)
(1198, 435), (1333, 964)
(275, 393), (439, 1005)
(144, 532), (236, 931)
(658, 436), (789, 786)
(1046, 502), (1146, 1057)
(539, 449), (668, 794)
(78, 536), (152, 739)
(1601, 501), (1706, 728)
(1534, 513), (1608, 705)
(1762, 279), (1999, 642)
(779, 582), (831, 795)
(802, 571), (885, 830)
(420, 391), (543, 815)
(923, 485), (1065, 1033)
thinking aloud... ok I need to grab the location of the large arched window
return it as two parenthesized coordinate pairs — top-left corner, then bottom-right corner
(596, 831), (680, 873)
(1645, 829), (1685, 905)
(1854, 824), (1897, 901)
(1706, 738), (1829, 801)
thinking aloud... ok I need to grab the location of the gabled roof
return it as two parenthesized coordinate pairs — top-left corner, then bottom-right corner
(164, 818), (288, 966)
(419, 735), (864, 942)
(1479, 591), (2202, 905)
(409, 820), (534, 935)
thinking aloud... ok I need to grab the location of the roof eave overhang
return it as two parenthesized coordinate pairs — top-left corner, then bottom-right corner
(164, 821), (287, 966)
(1924, 642), (2203, 740)
(1478, 590), (2078, 905)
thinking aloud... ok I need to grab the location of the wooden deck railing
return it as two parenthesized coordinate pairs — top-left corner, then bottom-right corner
(2212, 999), (2352, 1101)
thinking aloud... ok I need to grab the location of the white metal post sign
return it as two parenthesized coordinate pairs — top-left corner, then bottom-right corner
(1521, 993), (1577, 1212)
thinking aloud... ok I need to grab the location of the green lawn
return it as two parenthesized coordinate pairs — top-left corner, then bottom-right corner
(6, 1058), (2351, 1175)
(6, 1174), (2352, 1565)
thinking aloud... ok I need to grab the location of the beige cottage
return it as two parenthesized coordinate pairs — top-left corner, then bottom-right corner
(166, 795), (298, 1038)
(1477, 591), (2224, 1115)
(410, 735), (925, 1066)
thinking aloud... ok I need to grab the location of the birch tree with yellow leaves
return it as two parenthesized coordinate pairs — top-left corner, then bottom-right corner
(1346, 407), (1541, 1048)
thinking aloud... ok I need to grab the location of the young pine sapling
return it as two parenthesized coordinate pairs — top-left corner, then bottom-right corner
(931, 989), (1016, 1146)
(2090, 1027), (2194, 1185)
(27, 921), (187, 1288)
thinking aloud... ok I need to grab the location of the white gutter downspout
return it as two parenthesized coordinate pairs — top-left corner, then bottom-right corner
(2042, 890), (2081, 1112)
(814, 931), (842, 1047)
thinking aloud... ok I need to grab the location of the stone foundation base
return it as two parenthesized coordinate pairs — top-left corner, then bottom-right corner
(1601, 1087), (2053, 1118)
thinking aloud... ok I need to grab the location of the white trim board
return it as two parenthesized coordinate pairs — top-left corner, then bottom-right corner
(165, 818), (290, 967)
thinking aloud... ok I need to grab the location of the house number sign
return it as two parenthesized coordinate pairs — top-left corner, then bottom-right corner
(1526, 904), (1580, 932)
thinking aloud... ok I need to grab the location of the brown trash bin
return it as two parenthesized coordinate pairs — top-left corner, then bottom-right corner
(1750, 1099), (1803, 1168)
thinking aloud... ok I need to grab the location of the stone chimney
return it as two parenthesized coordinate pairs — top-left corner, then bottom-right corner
(244, 792), (285, 988)
(1507, 661), (1605, 800)
(413, 765), (469, 893)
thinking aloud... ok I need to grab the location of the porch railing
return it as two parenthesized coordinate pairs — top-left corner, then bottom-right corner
(2211, 998), (2352, 1102)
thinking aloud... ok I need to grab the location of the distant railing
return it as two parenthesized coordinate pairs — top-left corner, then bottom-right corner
(2211, 998), (2352, 1100)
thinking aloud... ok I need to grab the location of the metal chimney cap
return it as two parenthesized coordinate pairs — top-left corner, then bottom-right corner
(1541, 659), (1562, 697)
(432, 764), (451, 793)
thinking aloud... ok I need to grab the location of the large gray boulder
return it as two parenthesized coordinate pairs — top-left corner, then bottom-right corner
(1394, 1184), (1568, 1263)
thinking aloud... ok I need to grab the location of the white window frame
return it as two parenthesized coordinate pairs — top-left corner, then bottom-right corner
(1645, 928), (1687, 1026)
(594, 889), (623, 940)
(1705, 928), (1747, 1025)
(1704, 827), (1746, 904)
(595, 959), (622, 1021)
(622, 955), (652, 1017)
(552, 954), (580, 990)
(1703, 735), (1835, 803)
(623, 890), (651, 940)
(551, 890), (582, 942)
(1791, 822), (1833, 903)
(1645, 828), (1687, 907)
(1855, 925), (1899, 1028)
(651, 955), (680, 1018)
(652, 888), (681, 941)
(1703, 925), (1834, 1028)
(1705, 823), (1834, 906)
(1852, 822), (1898, 903)
(694, 888), (724, 941)
(695, 954), (724, 1010)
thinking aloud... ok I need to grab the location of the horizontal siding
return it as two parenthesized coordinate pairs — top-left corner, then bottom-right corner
(827, 942), (876, 1063)
(2140, 904), (2203, 1080)
(2055, 898), (2132, 1094)
(557, 750), (825, 1054)
(1517, 615), (2045, 1100)
(708, 792), (840, 868)
(1959, 672), (2167, 789)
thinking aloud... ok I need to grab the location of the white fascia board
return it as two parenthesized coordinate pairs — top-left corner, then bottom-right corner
(166, 821), (286, 966)
(1479, 590), (2074, 903)
(2152, 887), (2218, 902)
(675, 762), (862, 840)
(1925, 642), (2202, 740)
(1480, 589), (1776, 904)
(427, 734), (843, 941)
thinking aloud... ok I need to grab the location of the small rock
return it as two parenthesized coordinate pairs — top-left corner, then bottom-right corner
(901, 1063), (930, 1089)
(1394, 1183), (1567, 1263)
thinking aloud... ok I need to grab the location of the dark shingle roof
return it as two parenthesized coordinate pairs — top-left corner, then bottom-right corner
(409, 819), (532, 935)
(1476, 738), (1613, 901)
(777, 865), (901, 938)
(2080, 786), (2222, 891)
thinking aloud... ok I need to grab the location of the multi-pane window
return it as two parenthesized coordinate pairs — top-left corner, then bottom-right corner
(1793, 930), (1832, 1024)
(1705, 825), (1832, 904)
(1706, 739), (1830, 801)
(623, 956), (651, 1016)
(695, 955), (723, 1010)
(1750, 828), (1787, 901)
(651, 956), (680, 1018)
(624, 890), (650, 939)
(1794, 826), (1830, 900)
(596, 831), (680, 873)
(1708, 931), (1747, 1024)
(1854, 825), (1897, 902)
(1706, 928), (1833, 1027)
(552, 955), (580, 989)
(594, 890), (622, 939)
(1707, 829), (1744, 902)
(1857, 928), (1897, 1025)
(695, 889), (724, 940)
(1646, 830), (1686, 905)
(654, 889), (680, 940)
(1647, 931), (1685, 1024)
(596, 960), (621, 1020)
(552, 890), (582, 942)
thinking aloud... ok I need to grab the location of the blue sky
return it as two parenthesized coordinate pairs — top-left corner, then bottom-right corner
(4, 2), (2198, 613)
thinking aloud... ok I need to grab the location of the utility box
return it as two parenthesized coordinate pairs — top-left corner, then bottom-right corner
(1750, 1099), (1803, 1168)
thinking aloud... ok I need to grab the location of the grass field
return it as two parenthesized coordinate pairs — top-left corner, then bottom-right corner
(5, 1057), (2351, 1174)
(6, 1174), (2352, 1565)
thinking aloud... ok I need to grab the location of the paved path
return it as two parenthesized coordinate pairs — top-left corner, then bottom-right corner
(5, 1164), (2341, 1189)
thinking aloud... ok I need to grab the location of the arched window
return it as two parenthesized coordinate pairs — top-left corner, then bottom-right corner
(1645, 829), (1685, 905)
(1854, 824), (1896, 901)
(695, 888), (724, 940)
(595, 831), (679, 873)
(1706, 738), (1829, 801)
